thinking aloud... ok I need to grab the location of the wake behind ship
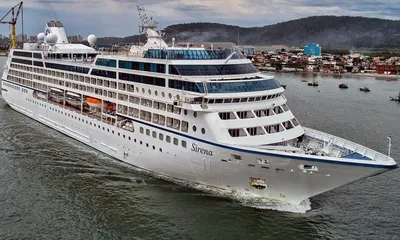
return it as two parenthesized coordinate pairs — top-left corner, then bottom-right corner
(1, 19), (397, 206)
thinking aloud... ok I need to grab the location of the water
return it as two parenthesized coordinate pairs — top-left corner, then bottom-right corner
(0, 58), (399, 239)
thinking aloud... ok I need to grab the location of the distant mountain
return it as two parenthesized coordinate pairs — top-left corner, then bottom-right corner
(97, 16), (400, 49)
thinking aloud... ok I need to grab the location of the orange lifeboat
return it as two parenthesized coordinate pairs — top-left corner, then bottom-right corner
(104, 103), (116, 111)
(86, 97), (102, 108)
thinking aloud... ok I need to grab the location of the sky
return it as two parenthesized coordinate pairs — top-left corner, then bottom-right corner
(0, 0), (399, 38)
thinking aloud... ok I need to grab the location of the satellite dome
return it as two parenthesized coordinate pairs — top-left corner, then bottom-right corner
(37, 33), (45, 42)
(87, 34), (97, 46)
(45, 33), (58, 46)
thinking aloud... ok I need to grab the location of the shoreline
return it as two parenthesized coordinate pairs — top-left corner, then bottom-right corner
(261, 70), (399, 80)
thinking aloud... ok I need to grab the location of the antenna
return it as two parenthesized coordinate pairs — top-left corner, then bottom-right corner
(387, 136), (392, 157)
(137, 6), (159, 34)
(237, 26), (240, 46)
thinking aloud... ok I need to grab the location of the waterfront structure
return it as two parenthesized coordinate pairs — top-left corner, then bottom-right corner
(304, 43), (321, 56)
(376, 65), (400, 75)
(1, 20), (397, 205)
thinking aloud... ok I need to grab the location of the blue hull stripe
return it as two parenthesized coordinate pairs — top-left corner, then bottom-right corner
(3, 79), (397, 169)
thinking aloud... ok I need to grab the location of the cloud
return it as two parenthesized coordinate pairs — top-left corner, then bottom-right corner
(0, 0), (398, 37)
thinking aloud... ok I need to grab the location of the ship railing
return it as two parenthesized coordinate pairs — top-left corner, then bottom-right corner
(303, 127), (392, 162)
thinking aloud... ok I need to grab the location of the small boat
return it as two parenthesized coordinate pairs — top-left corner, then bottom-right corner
(301, 79), (308, 82)
(339, 83), (348, 89)
(66, 91), (82, 106)
(359, 86), (370, 92)
(50, 87), (63, 93)
(104, 103), (116, 111)
(86, 97), (102, 108)
(49, 88), (64, 102)
(390, 92), (400, 102)
(307, 80), (318, 87)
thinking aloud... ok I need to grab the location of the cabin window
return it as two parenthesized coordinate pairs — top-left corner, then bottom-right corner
(95, 58), (117, 68)
(13, 51), (32, 58)
(173, 138), (179, 146)
(91, 69), (116, 79)
(166, 135), (171, 143)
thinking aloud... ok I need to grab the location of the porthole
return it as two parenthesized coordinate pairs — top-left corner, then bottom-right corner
(184, 109), (188, 115)
(118, 132), (120, 136)
(168, 93), (172, 99)
(128, 136), (131, 140)
(176, 95), (180, 100)
(142, 88), (145, 93)
(155, 90), (158, 96)
(159, 148), (162, 152)
(162, 92), (165, 97)
(201, 128), (206, 134)
(193, 125), (197, 132)
(193, 112), (197, 118)
(152, 145), (155, 150)
(146, 143), (149, 147)
(140, 141), (143, 145)
(148, 89), (151, 95)
(136, 87), (139, 92)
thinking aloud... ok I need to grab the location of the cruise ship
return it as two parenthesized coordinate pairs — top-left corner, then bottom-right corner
(1, 20), (397, 206)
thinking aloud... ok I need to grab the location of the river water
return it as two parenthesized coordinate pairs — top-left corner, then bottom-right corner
(0, 57), (399, 239)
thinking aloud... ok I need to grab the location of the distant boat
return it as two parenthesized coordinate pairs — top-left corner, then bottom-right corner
(301, 79), (308, 82)
(339, 83), (348, 89)
(390, 92), (400, 102)
(359, 86), (370, 92)
(307, 80), (318, 86)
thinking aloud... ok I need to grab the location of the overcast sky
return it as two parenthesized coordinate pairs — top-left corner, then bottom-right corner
(0, 0), (399, 38)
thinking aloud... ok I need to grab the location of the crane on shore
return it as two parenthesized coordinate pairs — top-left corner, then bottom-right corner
(0, 1), (24, 49)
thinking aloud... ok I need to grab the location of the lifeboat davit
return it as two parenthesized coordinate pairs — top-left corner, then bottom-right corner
(86, 97), (102, 108)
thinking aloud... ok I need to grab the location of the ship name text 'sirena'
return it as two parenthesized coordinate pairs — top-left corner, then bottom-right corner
(1, 20), (397, 205)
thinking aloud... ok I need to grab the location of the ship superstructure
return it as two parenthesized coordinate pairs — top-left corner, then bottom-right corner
(1, 19), (397, 205)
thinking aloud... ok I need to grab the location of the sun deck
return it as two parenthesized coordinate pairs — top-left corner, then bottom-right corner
(302, 127), (392, 162)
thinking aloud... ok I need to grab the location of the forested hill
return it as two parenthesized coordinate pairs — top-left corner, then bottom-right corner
(97, 16), (400, 48)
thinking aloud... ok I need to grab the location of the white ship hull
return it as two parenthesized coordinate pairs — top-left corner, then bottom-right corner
(2, 80), (397, 205)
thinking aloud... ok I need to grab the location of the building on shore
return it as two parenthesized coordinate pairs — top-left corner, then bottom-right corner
(376, 65), (400, 75)
(304, 43), (321, 56)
